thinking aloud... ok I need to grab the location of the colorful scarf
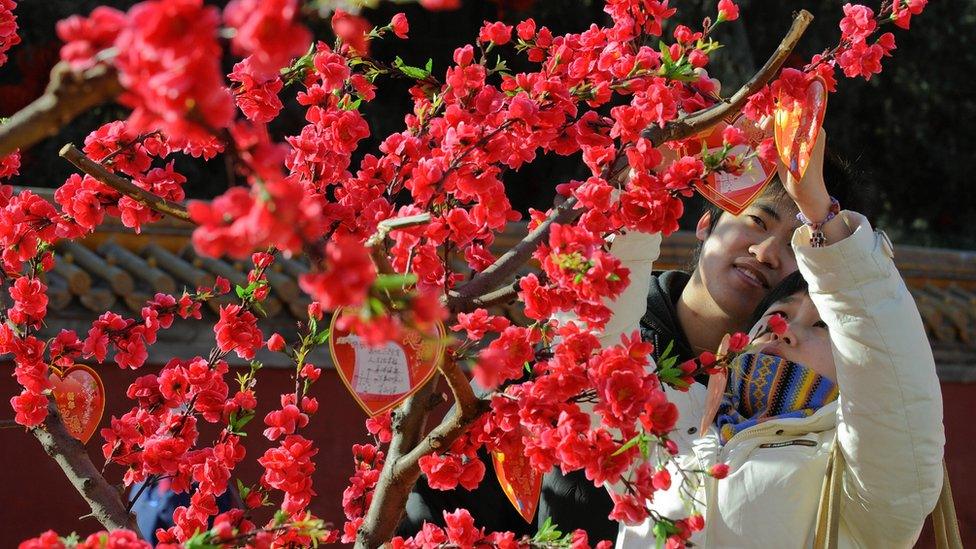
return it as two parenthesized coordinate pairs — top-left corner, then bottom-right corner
(715, 352), (839, 444)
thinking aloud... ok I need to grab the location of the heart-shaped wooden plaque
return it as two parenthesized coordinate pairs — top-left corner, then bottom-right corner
(774, 76), (828, 182)
(329, 309), (446, 417)
(48, 365), (105, 444)
(692, 114), (777, 215)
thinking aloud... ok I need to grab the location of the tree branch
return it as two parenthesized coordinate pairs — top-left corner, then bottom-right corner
(451, 9), (813, 305)
(356, 358), (490, 549)
(356, 377), (442, 549)
(451, 195), (580, 306)
(448, 280), (521, 313)
(0, 62), (122, 158)
(60, 143), (192, 222)
(642, 9), (814, 144)
(30, 399), (142, 537)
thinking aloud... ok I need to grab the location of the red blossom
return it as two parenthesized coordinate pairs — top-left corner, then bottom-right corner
(229, 57), (285, 123)
(479, 21), (513, 45)
(767, 313), (788, 336)
(390, 13), (409, 39)
(331, 10), (372, 56)
(114, 0), (233, 151)
(10, 390), (49, 427)
(223, 0), (310, 79)
(717, 0), (740, 22)
(214, 304), (263, 360)
(839, 3), (876, 42)
(299, 236), (376, 311)
(710, 462), (730, 479)
(267, 333), (286, 352)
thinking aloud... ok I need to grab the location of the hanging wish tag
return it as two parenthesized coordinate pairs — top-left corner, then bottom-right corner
(329, 308), (446, 417)
(774, 76), (828, 182)
(692, 114), (777, 215)
(48, 365), (105, 444)
(492, 429), (543, 523)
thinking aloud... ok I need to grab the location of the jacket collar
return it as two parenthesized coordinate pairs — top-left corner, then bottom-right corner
(642, 270), (695, 367)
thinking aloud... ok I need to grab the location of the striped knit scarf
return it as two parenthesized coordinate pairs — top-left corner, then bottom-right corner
(715, 352), (839, 445)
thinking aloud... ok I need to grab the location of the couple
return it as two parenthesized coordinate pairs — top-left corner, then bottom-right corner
(403, 131), (945, 547)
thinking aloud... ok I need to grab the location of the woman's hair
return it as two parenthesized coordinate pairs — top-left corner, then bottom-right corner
(747, 270), (808, 328)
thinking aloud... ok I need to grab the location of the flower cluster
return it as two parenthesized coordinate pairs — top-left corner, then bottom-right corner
(0, 0), (20, 66)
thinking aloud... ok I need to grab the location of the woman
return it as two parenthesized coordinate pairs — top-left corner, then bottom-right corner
(604, 133), (945, 547)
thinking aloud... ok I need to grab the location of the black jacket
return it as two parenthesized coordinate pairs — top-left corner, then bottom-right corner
(398, 271), (696, 542)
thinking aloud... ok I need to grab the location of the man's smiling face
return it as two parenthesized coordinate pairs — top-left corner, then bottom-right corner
(694, 195), (801, 322)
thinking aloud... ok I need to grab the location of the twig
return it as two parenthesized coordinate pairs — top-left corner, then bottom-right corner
(452, 10), (814, 305)
(447, 278), (521, 314)
(366, 213), (432, 248)
(0, 62), (122, 158)
(59, 143), (192, 222)
(30, 398), (142, 537)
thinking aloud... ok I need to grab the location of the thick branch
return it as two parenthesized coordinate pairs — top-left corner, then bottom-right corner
(356, 378), (442, 549)
(60, 144), (192, 222)
(642, 9), (814, 144)
(447, 278), (521, 314)
(0, 62), (122, 158)
(31, 399), (142, 536)
(357, 359), (490, 549)
(453, 10), (813, 304)
(452, 195), (580, 305)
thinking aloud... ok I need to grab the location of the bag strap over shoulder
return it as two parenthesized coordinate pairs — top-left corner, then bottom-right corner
(813, 441), (844, 549)
(813, 440), (962, 549)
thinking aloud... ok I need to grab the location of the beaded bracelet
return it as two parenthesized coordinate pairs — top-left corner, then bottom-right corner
(796, 196), (840, 248)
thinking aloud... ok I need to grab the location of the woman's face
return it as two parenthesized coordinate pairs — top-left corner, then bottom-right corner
(748, 292), (837, 382)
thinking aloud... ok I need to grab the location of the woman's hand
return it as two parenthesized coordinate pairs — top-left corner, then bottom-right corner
(768, 126), (852, 245)
(777, 126), (833, 224)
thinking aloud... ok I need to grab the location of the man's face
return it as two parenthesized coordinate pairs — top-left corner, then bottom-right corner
(694, 197), (800, 322)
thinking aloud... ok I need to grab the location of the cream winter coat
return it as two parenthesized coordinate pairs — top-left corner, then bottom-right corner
(600, 211), (945, 548)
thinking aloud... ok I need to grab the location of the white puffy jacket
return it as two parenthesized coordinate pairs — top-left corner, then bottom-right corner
(601, 211), (945, 548)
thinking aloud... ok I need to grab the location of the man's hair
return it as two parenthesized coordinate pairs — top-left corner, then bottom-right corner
(746, 270), (808, 328)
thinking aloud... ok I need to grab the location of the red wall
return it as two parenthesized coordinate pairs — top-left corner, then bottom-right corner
(1, 368), (972, 546)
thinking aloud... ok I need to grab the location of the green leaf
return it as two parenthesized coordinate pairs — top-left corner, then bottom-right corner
(613, 432), (644, 456)
(661, 339), (674, 359)
(235, 285), (246, 299)
(374, 273), (418, 290)
(394, 56), (429, 80)
(184, 530), (220, 549)
(313, 328), (332, 346)
(658, 41), (672, 64)
(532, 516), (563, 542)
(425, 58), (433, 72)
